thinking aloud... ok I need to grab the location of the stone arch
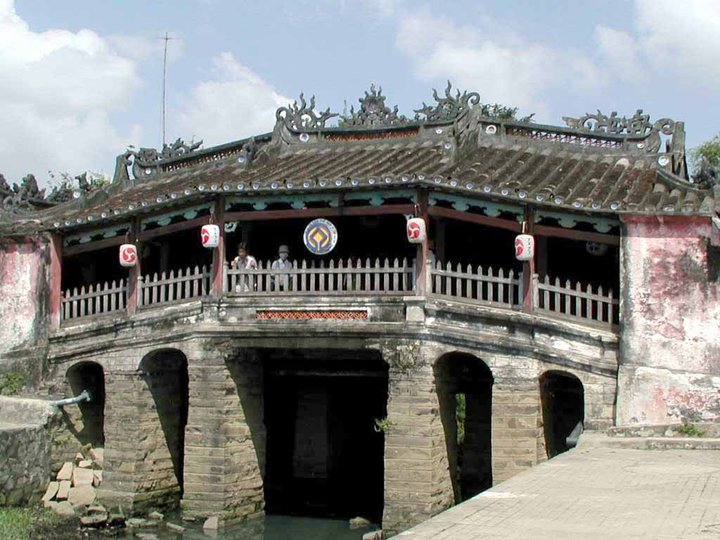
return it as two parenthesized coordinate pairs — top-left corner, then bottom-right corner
(434, 352), (494, 503)
(65, 360), (105, 447)
(138, 348), (189, 498)
(540, 370), (584, 458)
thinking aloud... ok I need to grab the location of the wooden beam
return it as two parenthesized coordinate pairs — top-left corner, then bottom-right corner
(427, 205), (619, 245)
(138, 216), (209, 242)
(522, 207), (535, 313)
(533, 224), (619, 246)
(126, 219), (141, 315)
(63, 236), (126, 257)
(427, 206), (522, 232)
(49, 233), (62, 330)
(416, 190), (429, 296)
(211, 197), (225, 298)
(225, 204), (415, 223)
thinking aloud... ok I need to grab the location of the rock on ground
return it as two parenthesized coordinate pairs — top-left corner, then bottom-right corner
(42, 481), (59, 503)
(72, 467), (94, 487)
(203, 516), (219, 530)
(68, 485), (96, 508)
(56, 462), (73, 481)
(80, 513), (108, 527)
(56, 480), (71, 500)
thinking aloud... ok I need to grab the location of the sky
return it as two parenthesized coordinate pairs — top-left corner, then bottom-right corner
(1, 0), (719, 186)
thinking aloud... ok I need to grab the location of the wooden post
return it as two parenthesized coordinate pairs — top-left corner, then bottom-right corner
(415, 190), (429, 296)
(126, 219), (141, 315)
(49, 233), (63, 330)
(522, 206), (536, 312)
(212, 197), (226, 298)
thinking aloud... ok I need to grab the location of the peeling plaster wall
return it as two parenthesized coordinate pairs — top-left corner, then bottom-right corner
(619, 217), (720, 424)
(0, 237), (49, 368)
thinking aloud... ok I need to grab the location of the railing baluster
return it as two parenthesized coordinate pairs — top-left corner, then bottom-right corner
(608, 289), (614, 325)
(575, 281), (582, 318)
(597, 286), (604, 322)
(585, 283), (593, 320)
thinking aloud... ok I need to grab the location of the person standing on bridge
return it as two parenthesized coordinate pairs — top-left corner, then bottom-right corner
(271, 244), (292, 291)
(231, 243), (257, 292)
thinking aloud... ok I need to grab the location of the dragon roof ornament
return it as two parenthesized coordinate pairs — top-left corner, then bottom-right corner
(562, 109), (675, 137)
(414, 81), (481, 123)
(113, 138), (203, 184)
(276, 93), (338, 131)
(339, 84), (409, 128)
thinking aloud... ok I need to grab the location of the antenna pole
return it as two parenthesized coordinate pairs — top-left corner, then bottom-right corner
(162, 32), (170, 147)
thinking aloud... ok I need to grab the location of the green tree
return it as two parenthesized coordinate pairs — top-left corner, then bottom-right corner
(690, 134), (720, 187)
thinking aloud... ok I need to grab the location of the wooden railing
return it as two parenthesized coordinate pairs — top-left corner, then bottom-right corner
(59, 260), (618, 330)
(430, 262), (521, 308)
(61, 280), (127, 321)
(534, 275), (619, 327)
(140, 265), (211, 307)
(226, 258), (415, 296)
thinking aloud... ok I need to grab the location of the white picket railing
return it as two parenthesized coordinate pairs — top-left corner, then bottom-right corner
(61, 280), (127, 321)
(59, 260), (619, 330)
(140, 265), (211, 307)
(533, 275), (619, 327)
(226, 258), (415, 296)
(429, 261), (522, 308)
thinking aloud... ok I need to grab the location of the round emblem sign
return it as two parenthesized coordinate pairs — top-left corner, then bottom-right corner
(303, 218), (338, 255)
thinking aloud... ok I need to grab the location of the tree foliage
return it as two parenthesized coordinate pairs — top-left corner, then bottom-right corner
(690, 133), (720, 187)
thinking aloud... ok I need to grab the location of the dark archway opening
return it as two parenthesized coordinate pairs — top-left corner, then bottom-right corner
(139, 350), (189, 498)
(540, 371), (584, 458)
(66, 361), (105, 447)
(435, 352), (493, 503)
(263, 349), (388, 522)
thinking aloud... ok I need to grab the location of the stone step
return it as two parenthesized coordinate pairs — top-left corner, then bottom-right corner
(579, 432), (720, 451)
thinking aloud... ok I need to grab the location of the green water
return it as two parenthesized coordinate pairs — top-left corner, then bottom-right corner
(85, 515), (380, 540)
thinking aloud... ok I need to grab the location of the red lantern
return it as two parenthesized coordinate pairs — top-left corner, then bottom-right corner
(406, 218), (426, 244)
(119, 244), (137, 267)
(201, 224), (220, 248)
(515, 234), (534, 261)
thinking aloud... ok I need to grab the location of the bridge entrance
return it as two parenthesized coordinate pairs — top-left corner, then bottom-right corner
(541, 371), (584, 458)
(435, 352), (494, 503)
(263, 349), (388, 522)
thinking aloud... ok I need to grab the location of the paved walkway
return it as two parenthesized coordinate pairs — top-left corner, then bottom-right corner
(399, 434), (720, 539)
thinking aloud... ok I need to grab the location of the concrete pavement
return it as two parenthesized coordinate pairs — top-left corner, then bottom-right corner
(398, 433), (720, 539)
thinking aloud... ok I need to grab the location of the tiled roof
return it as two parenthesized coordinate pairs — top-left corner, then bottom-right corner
(1, 96), (714, 235)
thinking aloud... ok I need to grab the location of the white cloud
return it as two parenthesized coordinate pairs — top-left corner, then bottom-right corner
(172, 52), (290, 146)
(634, 0), (720, 87)
(594, 26), (645, 84)
(0, 0), (142, 185)
(396, 13), (597, 116)
(394, 1), (720, 121)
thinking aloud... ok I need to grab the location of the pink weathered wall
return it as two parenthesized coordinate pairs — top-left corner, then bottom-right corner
(618, 216), (720, 424)
(0, 237), (49, 360)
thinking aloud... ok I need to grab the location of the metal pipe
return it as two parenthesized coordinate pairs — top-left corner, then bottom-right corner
(565, 421), (584, 449)
(51, 389), (91, 407)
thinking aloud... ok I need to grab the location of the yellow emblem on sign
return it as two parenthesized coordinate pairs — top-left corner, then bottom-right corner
(303, 219), (338, 255)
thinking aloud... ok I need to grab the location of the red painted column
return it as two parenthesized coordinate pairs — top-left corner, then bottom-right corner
(126, 220), (141, 315)
(211, 197), (226, 298)
(49, 233), (63, 330)
(521, 206), (536, 312)
(416, 190), (429, 296)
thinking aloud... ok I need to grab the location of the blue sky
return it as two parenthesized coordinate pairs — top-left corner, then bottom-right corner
(2, 0), (718, 185)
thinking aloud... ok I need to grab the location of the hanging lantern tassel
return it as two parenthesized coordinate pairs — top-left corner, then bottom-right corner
(406, 217), (426, 244)
(119, 243), (138, 267)
(201, 224), (221, 248)
(515, 233), (534, 261)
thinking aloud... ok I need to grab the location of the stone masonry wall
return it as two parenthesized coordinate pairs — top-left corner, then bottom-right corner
(619, 217), (720, 424)
(0, 237), (48, 354)
(0, 236), (50, 381)
(0, 397), (59, 505)
(182, 341), (265, 524)
(381, 340), (454, 537)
